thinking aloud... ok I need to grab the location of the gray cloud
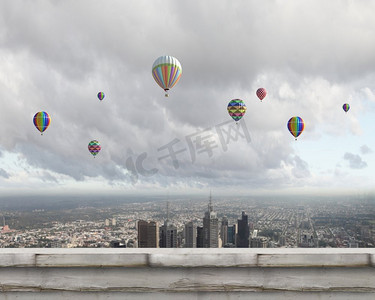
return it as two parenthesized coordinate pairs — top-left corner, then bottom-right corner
(0, 168), (10, 179)
(343, 153), (367, 169)
(290, 155), (311, 179)
(360, 145), (373, 155)
(38, 171), (58, 183)
(0, 1), (374, 192)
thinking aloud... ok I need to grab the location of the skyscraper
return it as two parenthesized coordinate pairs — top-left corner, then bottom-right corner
(160, 223), (177, 248)
(196, 226), (204, 248)
(203, 193), (219, 248)
(137, 220), (159, 248)
(227, 224), (237, 246)
(220, 217), (228, 246)
(160, 202), (177, 248)
(185, 221), (197, 248)
(236, 211), (249, 248)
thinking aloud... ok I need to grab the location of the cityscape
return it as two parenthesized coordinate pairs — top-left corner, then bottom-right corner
(1, 194), (374, 249)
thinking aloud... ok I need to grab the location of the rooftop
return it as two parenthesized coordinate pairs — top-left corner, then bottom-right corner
(0, 248), (374, 299)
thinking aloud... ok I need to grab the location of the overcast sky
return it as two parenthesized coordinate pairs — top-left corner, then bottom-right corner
(0, 0), (374, 198)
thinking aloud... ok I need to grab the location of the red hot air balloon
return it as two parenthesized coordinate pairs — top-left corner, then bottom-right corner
(256, 88), (267, 101)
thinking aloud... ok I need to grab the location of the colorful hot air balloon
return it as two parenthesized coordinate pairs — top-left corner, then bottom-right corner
(33, 111), (51, 135)
(152, 55), (182, 97)
(343, 103), (350, 113)
(227, 99), (247, 122)
(97, 92), (105, 101)
(287, 116), (305, 140)
(256, 88), (267, 101)
(88, 140), (101, 157)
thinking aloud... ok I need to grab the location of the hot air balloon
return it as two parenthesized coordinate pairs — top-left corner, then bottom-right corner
(88, 140), (101, 157)
(287, 116), (304, 140)
(33, 111), (51, 135)
(256, 88), (267, 101)
(227, 99), (247, 122)
(97, 92), (105, 101)
(343, 103), (350, 113)
(152, 55), (182, 97)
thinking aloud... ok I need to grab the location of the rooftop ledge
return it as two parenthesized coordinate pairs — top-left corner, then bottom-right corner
(0, 249), (375, 298)
(1, 248), (374, 268)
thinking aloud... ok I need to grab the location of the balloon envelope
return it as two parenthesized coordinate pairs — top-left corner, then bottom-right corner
(97, 92), (105, 101)
(256, 88), (267, 101)
(342, 103), (350, 112)
(287, 116), (304, 140)
(88, 140), (101, 157)
(33, 111), (51, 134)
(227, 99), (247, 122)
(152, 55), (182, 96)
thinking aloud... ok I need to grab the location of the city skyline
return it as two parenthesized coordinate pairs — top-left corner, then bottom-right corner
(0, 1), (375, 197)
(1, 194), (374, 249)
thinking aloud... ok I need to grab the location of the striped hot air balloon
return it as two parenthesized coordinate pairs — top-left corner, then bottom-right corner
(287, 116), (305, 140)
(88, 140), (101, 157)
(152, 55), (182, 97)
(33, 111), (51, 135)
(342, 103), (350, 113)
(227, 99), (247, 122)
(97, 92), (105, 101)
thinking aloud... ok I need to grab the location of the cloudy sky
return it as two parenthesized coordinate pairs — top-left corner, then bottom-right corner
(0, 0), (374, 198)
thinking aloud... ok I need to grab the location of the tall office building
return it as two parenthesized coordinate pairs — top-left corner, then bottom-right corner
(196, 226), (204, 248)
(236, 211), (249, 248)
(167, 225), (178, 247)
(185, 221), (197, 248)
(160, 223), (177, 248)
(227, 224), (237, 245)
(160, 202), (177, 248)
(137, 220), (159, 248)
(220, 217), (228, 246)
(203, 193), (219, 248)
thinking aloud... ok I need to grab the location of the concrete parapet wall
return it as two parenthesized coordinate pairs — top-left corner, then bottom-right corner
(0, 248), (374, 299)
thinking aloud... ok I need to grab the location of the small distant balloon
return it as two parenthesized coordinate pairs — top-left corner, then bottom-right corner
(88, 140), (101, 157)
(227, 99), (247, 122)
(152, 55), (182, 97)
(33, 111), (51, 135)
(342, 103), (350, 113)
(256, 88), (267, 101)
(287, 116), (304, 140)
(97, 92), (105, 101)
